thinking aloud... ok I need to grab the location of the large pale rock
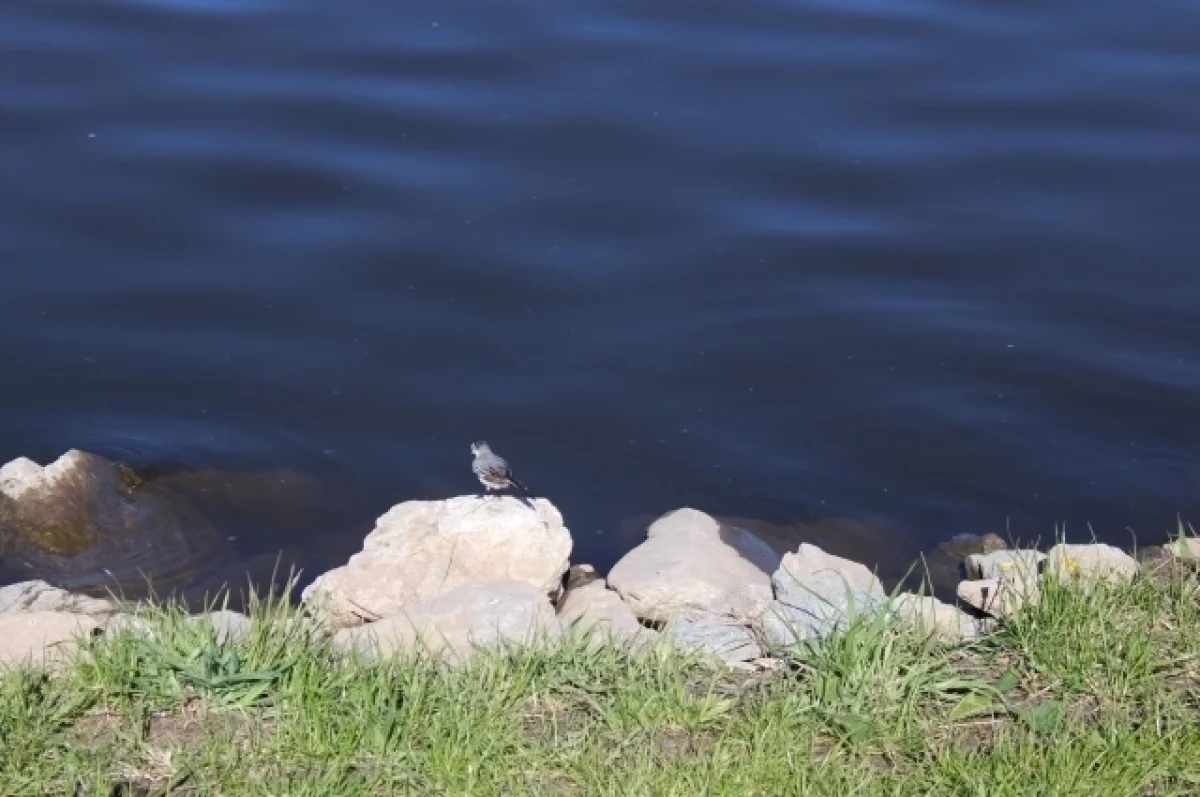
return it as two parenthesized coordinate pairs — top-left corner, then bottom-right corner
(0, 612), (99, 669)
(607, 509), (774, 623)
(965, 550), (1045, 582)
(1045, 543), (1137, 586)
(557, 578), (647, 643)
(893, 594), (978, 642)
(760, 544), (887, 646)
(302, 496), (572, 628)
(666, 613), (761, 664)
(332, 581), (560, 663)
(956, 578), (1038, 619)
(0, 580), (119, 616)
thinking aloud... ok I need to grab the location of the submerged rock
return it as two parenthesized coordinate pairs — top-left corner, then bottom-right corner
(303, 496), (572, 629)
(760, 544), (887, 646)
(0, 451), (229, 596)
(938, 533), (1008, 560)
(607, 508), (775, 623)
(332, 580), (561, 663)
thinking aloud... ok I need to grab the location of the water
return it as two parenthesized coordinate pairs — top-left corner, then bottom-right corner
(2, 0), (1200, 594)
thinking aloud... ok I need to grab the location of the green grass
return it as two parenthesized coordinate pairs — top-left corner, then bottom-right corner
(3, 565), (1200, 795)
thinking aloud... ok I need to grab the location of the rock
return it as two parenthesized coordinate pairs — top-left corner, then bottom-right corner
(965, 550), (1045, 583)
(1165, 538), (1200, 560)
(102, 613), (156, 637)
(557, 578), (648, 643)
(1045, 543), (1138, 586)
(188, 610), (252, 644)
(565, 563), (602, 591)
(0, 611), (99, 669)
(760, 545), (887, 646)
(939, 533), (1008, 559)
(774, 544), (884, 597)
(0, 580), (120, 616)
(607, 509), (775, 623)
(302, 496), (572, 628)
(666, 613), (762, 664)
(332, 581), (560, 664)
(0, 451), (228, 595)
(893, 593), (978, 641)
(956, 578), (1038, 619)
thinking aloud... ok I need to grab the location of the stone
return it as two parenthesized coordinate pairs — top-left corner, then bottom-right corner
(607, 508), (775, 623)
(0, 451), (228, 595)
(302, 496), (572, 628)
(0, 611), (99, 669)
(666, 613), (762, 664)
(892, 593), (978, 641)
(956, 578), (1038, 619)
(1165, 538), (1200, 560)
(1045, 543), (1138, 586)
(938, 533), (1008, 559)
(964, 550), (1045, 583)
(102, 613), (156, 637)
(332, 580), (561, 664)
(188, 610), (252, 644)
(760, 545), (887, 646)
(0, 580), (120, 617)
(557, 578), (647, 644)
(565, 563), (602, 591)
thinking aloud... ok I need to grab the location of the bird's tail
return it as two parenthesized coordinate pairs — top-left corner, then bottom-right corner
(510, 477), (534, 498)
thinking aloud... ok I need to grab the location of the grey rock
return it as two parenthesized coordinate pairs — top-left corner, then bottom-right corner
(667, 613), (762, 664)
(557, 578), (648, 644)
(332, 580), (561, 664)
(892, 593), (979, 641)
(303, 496), (572, 628)
(607, 508), (775, 623)
(761, 545), (887, 646)
(1045, 543), (1138, 586)
(0, 611), (99, 670)
(0, 580), (120, 617)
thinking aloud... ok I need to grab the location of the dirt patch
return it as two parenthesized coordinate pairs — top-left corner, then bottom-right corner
(520, 695), (595, 747)
(70, 707), (267, 795)
(652, 724), (717, 760)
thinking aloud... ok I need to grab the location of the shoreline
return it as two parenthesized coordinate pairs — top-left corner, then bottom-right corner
(2, 449), (1200, 791)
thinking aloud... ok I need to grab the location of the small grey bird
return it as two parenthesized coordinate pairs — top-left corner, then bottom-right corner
(470, 441), (533, 499)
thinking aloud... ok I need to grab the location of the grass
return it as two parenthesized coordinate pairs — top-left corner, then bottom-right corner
(2, 566), (1200, 795)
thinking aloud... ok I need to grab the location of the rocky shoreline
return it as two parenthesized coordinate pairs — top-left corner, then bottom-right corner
(1, 449), (1196, 669)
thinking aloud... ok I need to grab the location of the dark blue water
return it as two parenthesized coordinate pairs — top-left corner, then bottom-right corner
(2, 0), (1200, 591)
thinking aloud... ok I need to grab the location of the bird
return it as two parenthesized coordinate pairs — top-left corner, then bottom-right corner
(470, 441), (533, 501)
